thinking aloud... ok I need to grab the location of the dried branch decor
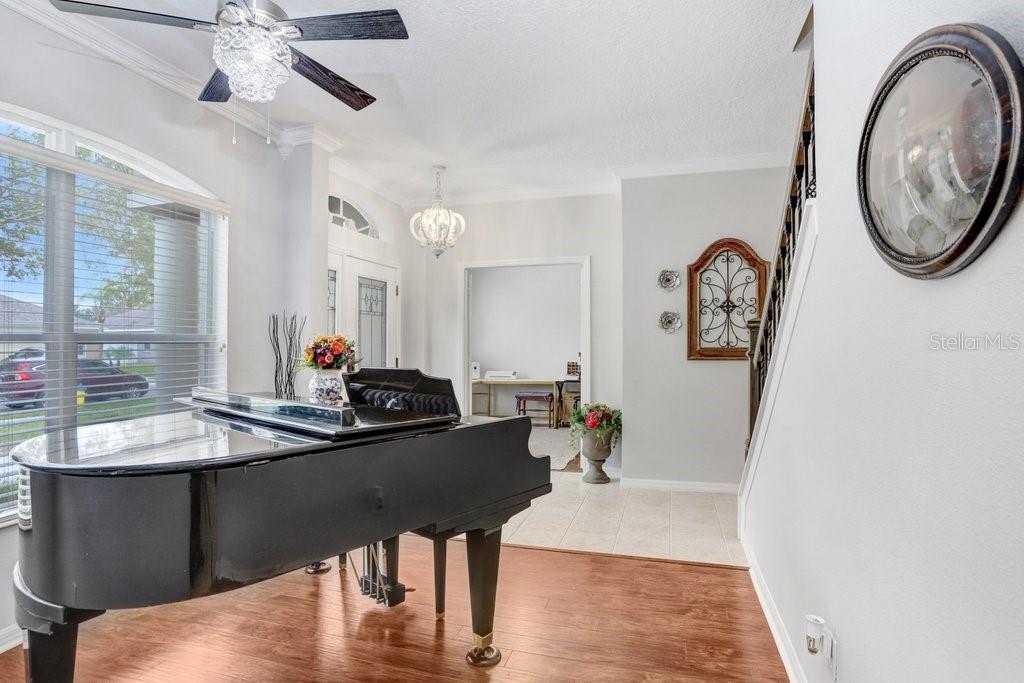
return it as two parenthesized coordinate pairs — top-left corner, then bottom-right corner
(269, 311), (306, 399)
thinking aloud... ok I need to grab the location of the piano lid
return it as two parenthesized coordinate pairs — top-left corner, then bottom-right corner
(13, 369), (464, 473)
(10, 410), (305, 472)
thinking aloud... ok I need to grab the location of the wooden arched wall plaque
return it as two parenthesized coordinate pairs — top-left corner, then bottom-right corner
(687, 238), (768, 360)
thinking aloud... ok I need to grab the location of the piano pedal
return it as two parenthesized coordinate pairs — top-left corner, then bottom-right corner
(383, 582), (406, 607)
(358, 574), (407, 607)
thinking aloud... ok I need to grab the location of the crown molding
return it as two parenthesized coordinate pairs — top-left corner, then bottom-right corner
(328, 156), (407, 207)
(440, 180), (620, 211)
(332, 158), (620, 212)
(277, 124), (344, 159)
(612, 152), (790, 180)
(0, 0), (288, 145)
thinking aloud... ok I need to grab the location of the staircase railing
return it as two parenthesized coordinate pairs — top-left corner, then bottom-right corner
(746, 70), (815, 450)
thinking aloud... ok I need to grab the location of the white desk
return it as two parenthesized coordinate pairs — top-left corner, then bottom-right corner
(471, 377), (579, 424)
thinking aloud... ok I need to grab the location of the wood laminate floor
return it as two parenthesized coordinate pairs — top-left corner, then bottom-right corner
(0, 536), (786, 682)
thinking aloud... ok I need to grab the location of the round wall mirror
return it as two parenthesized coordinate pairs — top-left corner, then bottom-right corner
(857, 24), (1024, 278)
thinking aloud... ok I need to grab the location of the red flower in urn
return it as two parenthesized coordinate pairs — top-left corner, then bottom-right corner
(569, 402), (623, 449)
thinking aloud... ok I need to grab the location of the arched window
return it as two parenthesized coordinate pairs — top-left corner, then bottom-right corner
(0, 103), (229, 514)
(0, 101), (213, 194)
(328, 195), (378, 239)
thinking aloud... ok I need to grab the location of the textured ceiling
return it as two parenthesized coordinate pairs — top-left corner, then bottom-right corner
(37, 0), (812, 205)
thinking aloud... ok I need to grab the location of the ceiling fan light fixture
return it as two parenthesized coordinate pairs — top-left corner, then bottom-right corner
(212, 25), (291, 103)
(410, 166), (466, 258)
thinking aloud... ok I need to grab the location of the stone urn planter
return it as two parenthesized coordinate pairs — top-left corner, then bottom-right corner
(569, 402), (621, 485)
(581, 430), (612, 484)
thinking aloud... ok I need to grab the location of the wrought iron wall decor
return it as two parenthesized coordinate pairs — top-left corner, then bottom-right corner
(687, 238), (768, 360)
(659, 311), (682, 333)
(657, 269), (681, 291)
(858, 24), (1024, 278)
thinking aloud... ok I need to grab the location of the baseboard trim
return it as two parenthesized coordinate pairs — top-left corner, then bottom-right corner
(0, 624), (21, 654)
(742, 536), (804, 682)
(619, 477), (738, 494)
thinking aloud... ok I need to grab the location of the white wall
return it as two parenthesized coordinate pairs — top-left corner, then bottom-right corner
(621, 168), (787, 487)
(425, 194), (623, 419)
(469, 264), (581, 415)
(742, 2), (1024, 681)
(0, 526), (17, 646)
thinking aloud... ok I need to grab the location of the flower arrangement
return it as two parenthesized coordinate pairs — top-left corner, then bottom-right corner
(568, 402), (622, 447)
(303, 335), (357, 370)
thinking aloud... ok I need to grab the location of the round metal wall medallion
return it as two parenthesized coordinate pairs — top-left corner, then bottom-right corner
(857, 23), (1024, 278)
(658, 311), (682, 333)
(657, 269), (681, 291)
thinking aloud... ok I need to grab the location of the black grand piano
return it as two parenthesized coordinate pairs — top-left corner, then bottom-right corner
(11, 368), (551, 681)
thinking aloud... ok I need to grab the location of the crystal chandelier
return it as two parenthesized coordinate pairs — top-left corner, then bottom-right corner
(212, 25), (291, 103)
(409, 166), (466, 257)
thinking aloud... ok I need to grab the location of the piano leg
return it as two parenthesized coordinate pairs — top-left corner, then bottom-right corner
(382, 536), (406, 606)
(305, 560), (331, 574)
(338, 553), (347, 571)
(14, 565), (103, 683)
(465, 527), (502, 667)
(433, 537), (447, 620)
(24, 623), (80, 683)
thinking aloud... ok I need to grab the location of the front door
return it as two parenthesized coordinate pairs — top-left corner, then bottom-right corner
(332, 256), (400, 369)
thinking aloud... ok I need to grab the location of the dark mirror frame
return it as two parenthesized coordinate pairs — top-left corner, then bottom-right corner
(857, 23), (1024, 279)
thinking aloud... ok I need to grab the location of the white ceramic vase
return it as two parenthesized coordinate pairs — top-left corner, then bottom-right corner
(308, 369), (346, 405)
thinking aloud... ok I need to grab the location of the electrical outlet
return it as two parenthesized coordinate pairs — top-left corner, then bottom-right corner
(825, 632), (838, 682)
(804, 614), (838, 682)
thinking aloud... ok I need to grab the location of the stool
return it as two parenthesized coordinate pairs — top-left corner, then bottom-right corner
(515, 391), (555, 429)
(560, 379), (582, 427)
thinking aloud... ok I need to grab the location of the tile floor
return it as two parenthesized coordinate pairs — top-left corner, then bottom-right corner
(503, 471), (747, 566)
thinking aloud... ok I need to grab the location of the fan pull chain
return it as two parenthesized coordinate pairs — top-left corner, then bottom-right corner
(266, 104), (271, 145)
(231, 99), (237, 145)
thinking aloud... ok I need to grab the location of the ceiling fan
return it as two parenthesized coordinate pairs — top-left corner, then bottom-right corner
(49, 0), (408, 110)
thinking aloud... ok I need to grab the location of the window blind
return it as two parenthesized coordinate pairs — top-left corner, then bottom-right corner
(0, 136), (228, 511)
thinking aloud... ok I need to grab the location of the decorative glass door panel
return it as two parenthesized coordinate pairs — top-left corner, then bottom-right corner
(358, 276), (387, 368)
(326, 269), (337, 334)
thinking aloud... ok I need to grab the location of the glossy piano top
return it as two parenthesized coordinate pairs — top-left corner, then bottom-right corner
(11, 405), (468, 474)
(13, 370), (466, 474)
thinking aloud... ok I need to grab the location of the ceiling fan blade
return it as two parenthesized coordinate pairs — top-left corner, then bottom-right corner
(290, 48), (376, 111)
(198, 70), (232, 103)
(280, 9), (408, 42)
(49, 0), (215, 30)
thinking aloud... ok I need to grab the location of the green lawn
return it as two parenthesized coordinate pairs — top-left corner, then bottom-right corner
(119, 363), (155, 377)
(1, 397), (157, 445)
